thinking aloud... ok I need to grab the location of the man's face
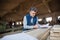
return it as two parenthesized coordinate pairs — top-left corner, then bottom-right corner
(30, 11), (36, 17)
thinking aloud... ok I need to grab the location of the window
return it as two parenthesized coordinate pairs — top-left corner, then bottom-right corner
(12, 23), (14, 25)
(16, 22), (19, 25)
(38, 19), (42, 21)
(19, 22), (22, 25)
(16, 21), (22, 25)
(58, 16), (60, 19)
(46, 17), (52, 22)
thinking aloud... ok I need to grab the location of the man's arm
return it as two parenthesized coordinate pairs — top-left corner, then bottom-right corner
(36, 17), (43, 28)
(23, 16), (34, 29)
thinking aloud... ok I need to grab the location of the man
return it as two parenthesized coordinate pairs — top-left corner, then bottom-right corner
(23, 7), (38, 30)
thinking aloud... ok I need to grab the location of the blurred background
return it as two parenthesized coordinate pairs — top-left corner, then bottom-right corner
(0, 0), (60, 34)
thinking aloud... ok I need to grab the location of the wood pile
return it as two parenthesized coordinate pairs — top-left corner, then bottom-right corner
(50, 25), (60, 40)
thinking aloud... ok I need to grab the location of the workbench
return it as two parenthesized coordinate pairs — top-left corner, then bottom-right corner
(0, 26), (52, 40)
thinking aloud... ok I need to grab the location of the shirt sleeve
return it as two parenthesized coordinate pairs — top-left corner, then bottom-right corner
(36, 17), (38, 24)
(23, 16), (34, 29)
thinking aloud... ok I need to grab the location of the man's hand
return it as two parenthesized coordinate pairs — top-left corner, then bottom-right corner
(33, 25), (38, 29)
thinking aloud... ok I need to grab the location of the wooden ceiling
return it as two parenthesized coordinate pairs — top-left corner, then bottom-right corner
(0, 0), (60, 22)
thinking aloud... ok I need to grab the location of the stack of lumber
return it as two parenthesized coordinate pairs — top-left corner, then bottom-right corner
(50, 25), (60, 40)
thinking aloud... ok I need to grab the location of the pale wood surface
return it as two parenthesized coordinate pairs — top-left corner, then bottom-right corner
(0, 26), (52, 40)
